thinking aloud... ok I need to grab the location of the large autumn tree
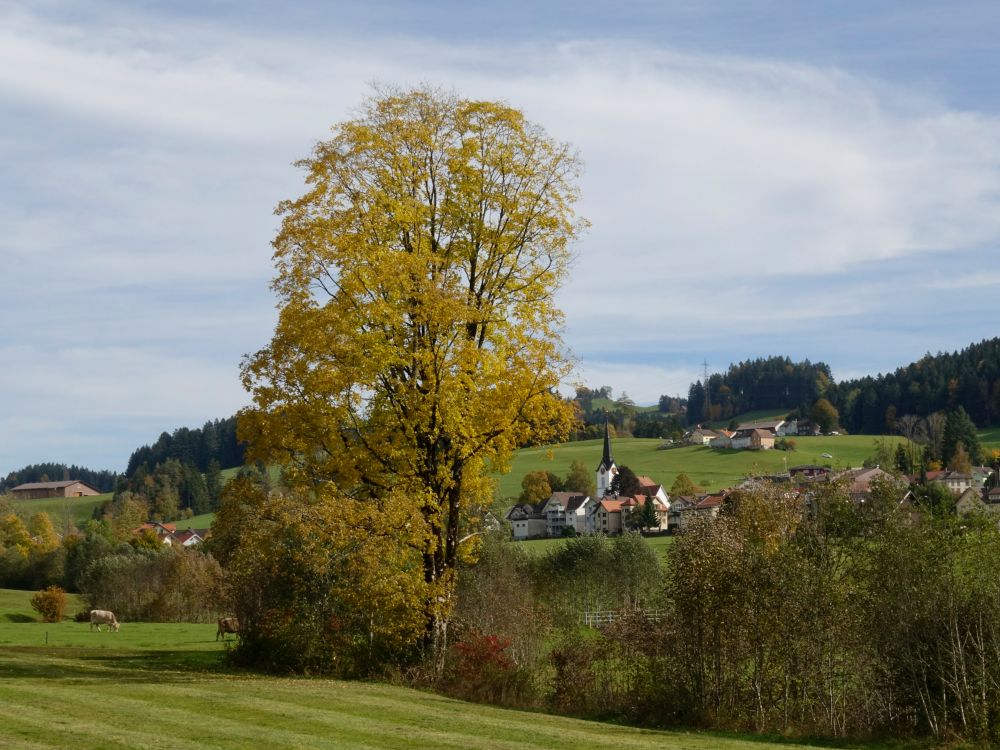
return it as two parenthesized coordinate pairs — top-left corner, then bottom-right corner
(238, 87), (584, 662)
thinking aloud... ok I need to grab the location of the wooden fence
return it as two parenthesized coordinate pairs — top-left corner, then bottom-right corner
(581, 609), (665, 627)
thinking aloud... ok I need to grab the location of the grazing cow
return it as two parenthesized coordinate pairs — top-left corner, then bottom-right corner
(216, 616), (239, 641)
(89, 610), (120, 632)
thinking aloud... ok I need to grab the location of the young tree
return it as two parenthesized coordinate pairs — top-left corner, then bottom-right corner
(564, 459), (596, 498)
(635, 496), (659, 531)
(943, 407), (982, 466)
(519, 471), (552, 504)
(809, 397), (839, 433)
(670, 472), (702, 497)
(610, 465), (641, 497)
(948, 442), (973, 474)
(238, 87), (584, 666)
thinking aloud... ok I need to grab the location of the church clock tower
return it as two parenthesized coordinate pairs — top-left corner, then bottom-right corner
(595, 415), (618, 498)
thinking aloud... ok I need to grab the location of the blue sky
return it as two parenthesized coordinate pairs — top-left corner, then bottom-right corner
(2, 1), (1000, 473)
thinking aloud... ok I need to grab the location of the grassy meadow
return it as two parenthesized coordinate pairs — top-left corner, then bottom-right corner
(9, 492), (110, 529)
(979, 426), (1000, 450)
(0, 588), (907, 750)
(496, 434), (903, 498)
(515, 534), (674, 558)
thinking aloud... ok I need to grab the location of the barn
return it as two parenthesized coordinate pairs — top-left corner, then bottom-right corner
(10, 480), (102, 500)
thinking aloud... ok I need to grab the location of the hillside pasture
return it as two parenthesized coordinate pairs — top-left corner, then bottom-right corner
(9, 492), (109, 529)
(706, 409), (788, 429)
(497, 435), (903, 497)
(979, 426), (1000, 451)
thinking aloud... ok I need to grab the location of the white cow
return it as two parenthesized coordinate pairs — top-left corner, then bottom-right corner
(89, 609), (120, 632)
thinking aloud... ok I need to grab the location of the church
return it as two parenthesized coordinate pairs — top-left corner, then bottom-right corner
(505, 418), (669, 539)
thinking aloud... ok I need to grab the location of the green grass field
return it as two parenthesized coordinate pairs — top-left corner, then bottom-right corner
(0, 588), (897, 749)
(515, 534), (674, 558)
(979, 427), (1000, 450)
(497, 434), (902, 498)
(9, 492), (109, 529)
(706, 409), (787, 429)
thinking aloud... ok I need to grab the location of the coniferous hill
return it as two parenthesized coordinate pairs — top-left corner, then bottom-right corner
(1, 464), (120, 494)
(832, 337), (1000, 434)
(681, 338), (1000, 434)
(686, 356), (834, 424)
(125, 416), (245, 477)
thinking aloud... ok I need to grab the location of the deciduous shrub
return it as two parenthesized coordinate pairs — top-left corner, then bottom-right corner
(443, 630), (536, 707)
(30, 585), (67, 623)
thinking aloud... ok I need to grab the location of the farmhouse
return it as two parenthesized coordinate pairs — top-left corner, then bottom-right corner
(686, 427), (719, 446)
(10, 480), (101, 500)
(730, 427), (775, 450)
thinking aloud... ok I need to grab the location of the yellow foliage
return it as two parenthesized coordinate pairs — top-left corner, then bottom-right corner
(238, 87), (584, 656)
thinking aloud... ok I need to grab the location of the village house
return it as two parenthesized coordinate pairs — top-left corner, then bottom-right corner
(730, 427), (775, 450)
(505, 500), (548, 540)
(11, 480), (101, 500)
(670, 491), (729, 531)
(737, 418), (786, 434)
(129, 521), (210, 546)
(709, 430), (735, 448)
(619, 495), (670, 531)
(925, 470), (976, 496)
(588, 497), (624, 534)
(789, 464), (832, 479)
(540, 491), (591, 536)
(635, 475), (669, 505)
(686, 427), (719, 446)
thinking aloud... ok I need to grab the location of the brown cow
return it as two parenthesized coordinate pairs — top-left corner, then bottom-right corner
(216, 616), (239, 641)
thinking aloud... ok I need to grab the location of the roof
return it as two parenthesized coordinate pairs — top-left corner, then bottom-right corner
(11, 480), (101, 492)
(620, 495), (667, 511)
(695, 493), (726, 510)
(544, 492), (589, 512)
(505, 501), (547, 520)
(690, 428), (718, 438)
(736, 419), (784, 431)
(599, 498), (624, 513)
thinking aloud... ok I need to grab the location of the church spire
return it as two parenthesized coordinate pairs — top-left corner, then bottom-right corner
(595, 412), (617, 498)
(602, 412), (614, 468)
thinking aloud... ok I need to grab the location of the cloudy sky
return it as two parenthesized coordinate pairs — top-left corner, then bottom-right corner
(3, 1), (1000, 473)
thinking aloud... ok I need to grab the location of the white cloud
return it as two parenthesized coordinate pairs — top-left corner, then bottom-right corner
(568, 361), (699, 405)
(4, 4), (1000, 468)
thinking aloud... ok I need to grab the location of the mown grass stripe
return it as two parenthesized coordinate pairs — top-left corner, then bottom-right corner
(6, 674), (825, 750)
(2, 680), (349, 750)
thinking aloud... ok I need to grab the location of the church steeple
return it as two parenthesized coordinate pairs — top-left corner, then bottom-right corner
(601, 414), (614, 469)
(595, 413), (617, 498)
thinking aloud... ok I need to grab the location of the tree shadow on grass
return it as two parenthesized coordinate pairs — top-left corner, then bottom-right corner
(0, 646), (244, 684)
(1, 614), (35, 623)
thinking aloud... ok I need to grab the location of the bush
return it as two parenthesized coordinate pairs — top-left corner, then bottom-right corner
(443, 630), (537, 708)
(30, 585), (67, 623)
